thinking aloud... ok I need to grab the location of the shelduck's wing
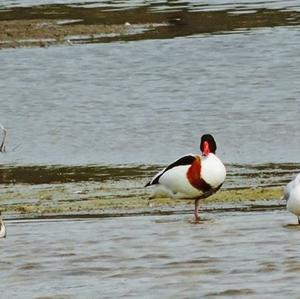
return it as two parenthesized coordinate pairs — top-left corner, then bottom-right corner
(145, 155), (196, 187)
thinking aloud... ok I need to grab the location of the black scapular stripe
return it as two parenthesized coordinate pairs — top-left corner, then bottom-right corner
(145, 155), (195, 187)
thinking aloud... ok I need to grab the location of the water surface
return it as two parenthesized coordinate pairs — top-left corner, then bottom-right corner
(1, 26), (300, 165)
(1, 2), (300, 297)
(1, 210), (300, 298)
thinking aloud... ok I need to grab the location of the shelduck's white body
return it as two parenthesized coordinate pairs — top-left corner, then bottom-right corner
(145, 134), (226, 221)
(149, 153), (226, 199)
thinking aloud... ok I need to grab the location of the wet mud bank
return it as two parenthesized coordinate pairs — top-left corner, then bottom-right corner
(2, 199), (286, 221)
(0, 163), (296, 219)
(1, 3), (300, 48)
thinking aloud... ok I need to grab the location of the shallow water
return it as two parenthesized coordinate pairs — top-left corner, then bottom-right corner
(1, 210), (300, 298)
(1, 2), (300, 296)
(1, 28), (300, 166)
(0, 2), (300, 166)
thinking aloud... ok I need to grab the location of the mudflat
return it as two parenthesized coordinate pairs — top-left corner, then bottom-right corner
(1, 4), (300, 48)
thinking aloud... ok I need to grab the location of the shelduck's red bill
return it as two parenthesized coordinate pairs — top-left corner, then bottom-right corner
(202, 141), (210, 156)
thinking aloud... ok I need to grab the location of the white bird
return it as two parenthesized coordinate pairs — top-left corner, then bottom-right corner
(0, 218), (6, 238)
(0, 123), (7, 153)
(283, 174), (300, 224)
(145, 134), (226, 221)
(283, 173), (300, 199)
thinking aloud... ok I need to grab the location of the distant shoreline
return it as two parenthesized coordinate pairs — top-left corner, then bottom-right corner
(0, 19), (137, 49)
(1, 4), (300, 49)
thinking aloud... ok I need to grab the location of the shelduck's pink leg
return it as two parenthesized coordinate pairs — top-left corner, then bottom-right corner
(194, 199), (201, 222)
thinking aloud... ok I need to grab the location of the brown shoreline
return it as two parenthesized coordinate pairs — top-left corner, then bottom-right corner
(0, 19), (151, 48)
(1, 4), (300, 48)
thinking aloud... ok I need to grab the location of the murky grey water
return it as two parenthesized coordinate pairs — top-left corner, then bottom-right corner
(1, 22), (300, 165)
(1, 1), (300, 297)
(1, 210), (300, 298)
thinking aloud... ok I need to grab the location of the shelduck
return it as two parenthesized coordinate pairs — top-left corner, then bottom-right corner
(145, 134), (226, 221)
